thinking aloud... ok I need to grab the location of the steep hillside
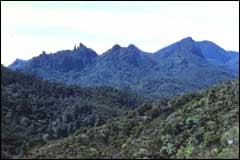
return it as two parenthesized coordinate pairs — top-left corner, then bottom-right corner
(22, 79), (239, 159)
(1, 66), (147, 158)
(8, 59), (28, 70)
(196, 41), (239, 75)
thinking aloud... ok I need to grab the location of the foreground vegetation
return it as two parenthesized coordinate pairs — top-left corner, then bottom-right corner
(1, 66), (147, 158)
(22, 79), (239, 159)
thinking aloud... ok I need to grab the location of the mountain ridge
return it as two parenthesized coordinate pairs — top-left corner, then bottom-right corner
(8, 37), (239, 98)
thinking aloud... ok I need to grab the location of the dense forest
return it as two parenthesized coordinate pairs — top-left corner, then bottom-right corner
(1, 65), (239, 159)
(2, 1), (239, 159)
(2, 37), (239, 159)
(21, 79), (239, 159)
(1, 65), (148, 158)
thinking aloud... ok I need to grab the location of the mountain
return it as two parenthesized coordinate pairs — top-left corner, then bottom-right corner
(21, 79), (239, 159)
(153, 37), (210, 77)
(99, 44), (155, 68)
(88, 44), (158, 88)
(1, 65), (147, 158)
(21, 43), (98, 73)
(8, 37), (238, 98)
(134, 37), (236, 98)
(8, 59), (28, 70)
(154, 37), (205, 59)
(196, 40), (239, 75)
(225, 51), (239, 75)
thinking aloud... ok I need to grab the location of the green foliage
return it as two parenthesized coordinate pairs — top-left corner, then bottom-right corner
(185, 116), (199, 126)
(149, 106), (161, 120)
(176, 144), (194, 159)
(2, 66), (239, 159)
(217, 148), (239, 159)
(1, 66), (147, 158)
(22, 79), (239, 159)
(137, 103), (152, 116)
(160, 143), (175, 156)
(204, 133), (221, 147)
(221, 125), (239, 147)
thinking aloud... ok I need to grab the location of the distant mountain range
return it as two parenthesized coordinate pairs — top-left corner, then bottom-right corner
(8, 37), (239, 98)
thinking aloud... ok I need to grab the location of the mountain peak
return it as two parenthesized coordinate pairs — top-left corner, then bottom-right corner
(127, 44), (138, 50)
(179, 37), (194, 43)
(73, 43), (88, 51)
(79, 43), (87, 49)
(127, 44), (142, 54)
(11, 58), (26, 64)
(154, 36), (206, 59)
(75, 43), (98, 58)
(15, 58), (25, 62)
(112, 44), (121, 50)
(128, 44), (136, 48)
(8, 58), (27, 70)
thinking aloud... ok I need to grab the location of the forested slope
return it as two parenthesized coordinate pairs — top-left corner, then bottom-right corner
(1, 66), (147, 158)
(22, 79), (239, 159)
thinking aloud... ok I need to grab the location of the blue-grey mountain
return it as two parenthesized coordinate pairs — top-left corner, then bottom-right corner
(9, 37), (239, 98)
(196, 40), (239, 75)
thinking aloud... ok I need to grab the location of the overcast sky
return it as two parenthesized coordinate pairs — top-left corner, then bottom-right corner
(1, 1), (239, 66)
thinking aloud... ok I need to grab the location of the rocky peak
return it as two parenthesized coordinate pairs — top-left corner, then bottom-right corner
(127, 44), (140, 52)
(73, 43), (98, 58)
(181, 36), (194, 42)
(79, 43), (87, 49)
(73, 43), (88, 51)
(112, 44), (121, 51)
(176, 37), (195, 48)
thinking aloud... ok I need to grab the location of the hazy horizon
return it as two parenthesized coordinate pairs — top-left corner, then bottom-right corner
(1, 1), (239, 66)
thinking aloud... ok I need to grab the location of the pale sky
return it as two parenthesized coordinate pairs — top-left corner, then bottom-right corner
(1, 1), (239, 66)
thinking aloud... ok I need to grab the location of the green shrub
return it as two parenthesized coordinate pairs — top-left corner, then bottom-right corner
(204, 133), (221, 147)
(176, 144), (194, 159)
(160, 143), (175, 156)
(186, 116), (199, 126)
(217, 148), (239, 159)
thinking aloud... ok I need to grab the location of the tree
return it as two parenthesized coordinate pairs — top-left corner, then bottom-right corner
(150, 107), (161, 120)
(137, 103), (152, 116)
